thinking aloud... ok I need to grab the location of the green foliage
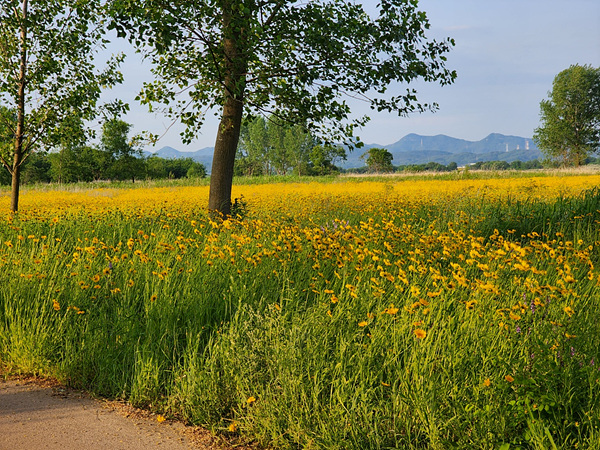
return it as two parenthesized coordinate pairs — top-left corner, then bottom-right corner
(534, 65), (600, 167)
(309, 144), (347, 175)
(468, 160), (544, 171)
(186, 162), (206, 179)
(236, 116), (270, 176)
(0, 116), (208, 185)
(0, 0), (126, 210)
(48, 146), (93, 183)
(110, 0), (455, 144)
(362, 147), (394, 173)
(236, 116), (341, 176)
(400, 161), (458, 173)
(100, 118), (146, 182)
(146, 156), (206, 181)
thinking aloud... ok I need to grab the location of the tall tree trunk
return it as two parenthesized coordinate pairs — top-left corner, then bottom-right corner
(209, 94), (244, 215)
(10, 165), (20, 212)
(208, 3), (247, 217)
(11, 0), (28, 213)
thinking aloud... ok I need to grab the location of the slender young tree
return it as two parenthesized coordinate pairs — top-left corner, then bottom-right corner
(0, 0), (124, 211)
(101, 117), (145, 182)
(238, 116), (271, 176)
(110, 0), (456, 215)
(284, 124), (315, 177)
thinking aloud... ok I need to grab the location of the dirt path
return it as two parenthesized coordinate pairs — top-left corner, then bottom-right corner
(0, 377), (238, 450)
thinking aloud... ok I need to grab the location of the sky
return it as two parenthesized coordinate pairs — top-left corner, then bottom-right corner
(100, 0), (600, 151)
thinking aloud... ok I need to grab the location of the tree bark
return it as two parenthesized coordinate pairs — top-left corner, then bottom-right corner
(208, 3), (247, 217)
(11, 0), (28, 213)
(209, 94), (245, 216)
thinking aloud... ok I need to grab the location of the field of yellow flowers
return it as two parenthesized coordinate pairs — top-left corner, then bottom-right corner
(1, 174), (599, 449)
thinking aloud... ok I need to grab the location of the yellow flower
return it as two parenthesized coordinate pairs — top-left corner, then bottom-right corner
(564, 306), (575, 317)
(483, 378), (491, 387)
(509, 312), (521, 321)
(358, 321), (368, 327)
(228, 422), (237, 432)
(410, 286), (421, 297)
(413, 329), (426, 339)
(157, 415), (166, 423)
(505, 375), (514, 383)
(466, 300), (477, 310)
(246, 396), (256, 404)
(52, 299), (60, 311)
(384, 304), (399, 315)
(150, 294), (157, 302)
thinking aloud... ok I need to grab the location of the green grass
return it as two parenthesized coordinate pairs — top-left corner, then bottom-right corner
(1, 179), (599, 449)
(3, 164), (599, 194)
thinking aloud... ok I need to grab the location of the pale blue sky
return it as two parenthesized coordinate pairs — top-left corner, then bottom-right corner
(101, 0), (600, 151)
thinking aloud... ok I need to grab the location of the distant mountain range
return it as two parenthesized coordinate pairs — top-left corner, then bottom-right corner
(144, 133), (542, 170)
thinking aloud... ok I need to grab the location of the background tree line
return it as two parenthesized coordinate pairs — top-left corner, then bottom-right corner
(345, 159), (546, 174)
(0, 115), (206, 186)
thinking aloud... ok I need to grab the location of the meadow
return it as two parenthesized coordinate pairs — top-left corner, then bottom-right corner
(1, 172), (599, 449)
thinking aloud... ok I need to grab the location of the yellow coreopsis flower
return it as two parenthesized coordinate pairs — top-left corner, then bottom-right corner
(384, 304), (399, 315)
(413, 329), (426, 339)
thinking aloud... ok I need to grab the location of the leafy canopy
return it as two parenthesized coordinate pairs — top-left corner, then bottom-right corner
(0, 0), (125, 167)
(362, 147), (394, 173)
(534, 64), (600, 166)
(110, 0), (456, 145)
